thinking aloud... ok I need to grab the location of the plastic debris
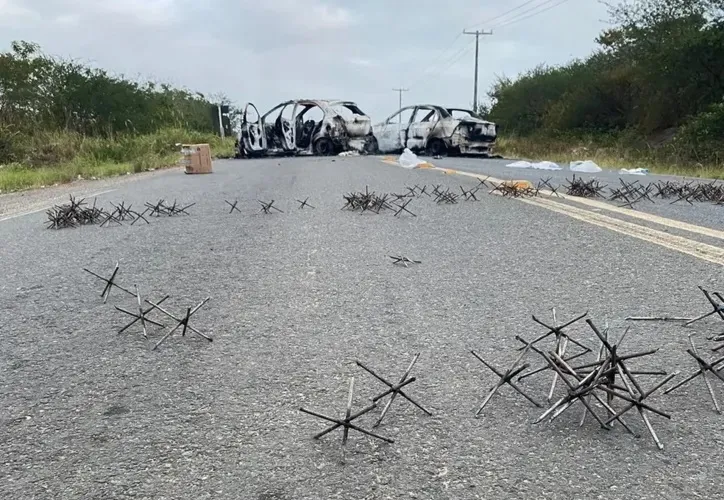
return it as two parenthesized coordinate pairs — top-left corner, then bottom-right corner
(338, 151), (360, 157)
(507, 160), (562, 171)
(507, 160), (533, 168)
(533, 161), (562, 171)
(399, 148), (426, 169)
(619, 168), (649, 175)
(570, 160), (602, 173)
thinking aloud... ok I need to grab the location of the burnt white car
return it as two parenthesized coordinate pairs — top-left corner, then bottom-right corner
(237, 99), (377, 158)
(373, 104), (497, 157)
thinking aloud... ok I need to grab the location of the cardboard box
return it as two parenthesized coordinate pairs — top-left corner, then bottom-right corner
(181, 144), (213, 174)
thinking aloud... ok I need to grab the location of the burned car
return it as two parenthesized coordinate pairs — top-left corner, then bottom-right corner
(373, 104), (497, 157)
(237, 99), (377, 158)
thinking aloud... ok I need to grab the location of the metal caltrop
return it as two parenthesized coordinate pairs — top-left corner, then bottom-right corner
(145, 297), (213, 351)
(258, 200), (284, 214)
(83, 262), (134, 303)
(299, 378), (394, 445)
(665, 335), (724, 414)
(114, 287), (169, 339)
(389, 255), (421, 267)
(356, 353), (432, 427)
(528, 319), (675, 450)
(471, 345), (542, 416)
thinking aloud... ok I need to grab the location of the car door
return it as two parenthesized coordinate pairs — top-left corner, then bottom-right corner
(239, 103), (267, 156)
(373, 107), (414, 153)
(276, 103), (296, 152)
(406, 106), (441, 151)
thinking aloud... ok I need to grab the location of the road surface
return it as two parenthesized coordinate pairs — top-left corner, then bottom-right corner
(1, 156), (723, 499)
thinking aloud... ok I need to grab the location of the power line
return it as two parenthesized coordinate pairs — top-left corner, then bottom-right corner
(403, 0), (547, 91)
(466, 0), (546, 30)
(423, 41), (477, 84)
(405, 33), (466, 89)
(493, 0), (573, 29)
(489, 0), (560, 28)
(407, 38), (476, 90)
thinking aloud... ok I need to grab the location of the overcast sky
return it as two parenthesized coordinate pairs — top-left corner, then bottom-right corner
(1, 0), (614, 121)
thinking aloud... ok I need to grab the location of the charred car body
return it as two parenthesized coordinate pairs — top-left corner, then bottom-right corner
(237, 99), (377, 158)
(373, 104), (497, 157)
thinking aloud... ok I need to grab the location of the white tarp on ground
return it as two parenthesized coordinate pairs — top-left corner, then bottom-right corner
(506, 160), (562, 170)
(619, 168), (649, 175)
(570, 160), (602, 173)
(507, 160), (533, 168)
(399, 148), (426, 168)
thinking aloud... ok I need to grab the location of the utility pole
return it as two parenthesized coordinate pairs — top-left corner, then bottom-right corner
(392, 88), (409, 123)
(217, 104), (225, 139)
(462, 30), (493, 113)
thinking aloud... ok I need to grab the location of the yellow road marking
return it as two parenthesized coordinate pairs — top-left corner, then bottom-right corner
(448, 169), (724, 242)
(381, 158), (724, 266)
(520, 196), (724, 266)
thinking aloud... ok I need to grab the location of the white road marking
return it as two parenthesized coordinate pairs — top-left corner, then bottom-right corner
(0, 189), (117, 222)
(385, 159), (724, 266)
(449, 168), (724, 242)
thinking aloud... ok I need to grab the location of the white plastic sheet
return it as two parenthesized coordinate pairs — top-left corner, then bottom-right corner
(532, 161), (562, 171)
(399, 148), (425, 168)
(570, 160), (602, 173)
(506, 160), (533, 168)
(506, 160), (562, 170)
(619, 168), (649, 175)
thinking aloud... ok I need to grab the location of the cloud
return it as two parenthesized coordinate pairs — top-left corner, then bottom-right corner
(253, 0), (355, 30)
(75, 0), (180, 26)
(0, 0), (40, 24)
(0, 0), (615, 120)
(53, 14), (80, 25)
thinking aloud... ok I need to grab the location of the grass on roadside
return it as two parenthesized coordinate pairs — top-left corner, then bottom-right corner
(0, 128), (236, 193)
(495, 135), (724, 179)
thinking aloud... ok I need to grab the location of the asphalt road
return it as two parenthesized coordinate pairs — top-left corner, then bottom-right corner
(431, 156), (724, 231)
(2, 156), (724, 499)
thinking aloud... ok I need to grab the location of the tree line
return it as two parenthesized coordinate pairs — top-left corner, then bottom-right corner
(487, 0), (724, 163)
(0, 41), (219, 138)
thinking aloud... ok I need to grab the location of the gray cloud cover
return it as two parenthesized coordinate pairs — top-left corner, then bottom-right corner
(1, 0), (613, 120)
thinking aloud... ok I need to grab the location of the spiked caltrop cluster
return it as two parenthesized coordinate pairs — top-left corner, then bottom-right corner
(626, 285), (724, 413)
(83, 262), (212, 351)
(433, 185), (460, 204)
(144, 199), (195, 217)
(46, 195), (194, 229)
(490, 181), (541, 198)
(299, 354), (432, 452)
(341, 186), (416, 216)
(472, 310), (679, 450)
(565, 175), (607, 198)
(608, 179), (654, 208)
(540, 177), (724, 207)
(650, 180), (724, 205)
(46, 196), (107, 229)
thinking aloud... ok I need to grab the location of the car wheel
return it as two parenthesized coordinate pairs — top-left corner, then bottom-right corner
(364, 136), (379, 155)
(426, 139), (447, 157)
(313, 137), (335, 156)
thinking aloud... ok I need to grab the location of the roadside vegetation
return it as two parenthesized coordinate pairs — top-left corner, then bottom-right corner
(486, 0), (724, 176)
(0, 41), (234, 192)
